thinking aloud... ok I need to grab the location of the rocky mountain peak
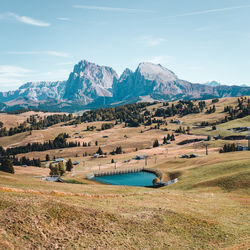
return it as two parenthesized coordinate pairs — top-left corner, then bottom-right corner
(63, 60), (119, 103)
(119, 68), (133, 81)
(136, 62), (178, 82)
(69, 59), (118, 88)
(0, 59), (249, 112)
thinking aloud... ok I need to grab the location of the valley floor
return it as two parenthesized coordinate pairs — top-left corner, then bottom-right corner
(0, 97), (249, 249)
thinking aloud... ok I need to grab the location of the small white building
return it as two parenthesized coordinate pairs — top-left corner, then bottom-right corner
(135, 155), (148, 160)
(55, 158), (66, 163)
(93, 154), (100, 158)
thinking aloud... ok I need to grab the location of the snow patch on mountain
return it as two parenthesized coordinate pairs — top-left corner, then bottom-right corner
(138, 62), (178, 82)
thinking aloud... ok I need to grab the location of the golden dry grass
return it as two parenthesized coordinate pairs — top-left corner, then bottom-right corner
(0, 97), (249, 249)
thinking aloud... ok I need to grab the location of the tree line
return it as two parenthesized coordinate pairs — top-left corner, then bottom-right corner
(0, 113), (74, 137)
(223, 97), (250, 122)
(154, 100), (206, 118)
(219, 143), (238, 153)
(199, 97), (249, 127)
(0, 133), (79, 156)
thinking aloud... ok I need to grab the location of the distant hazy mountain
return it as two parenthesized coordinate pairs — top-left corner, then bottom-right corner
(204, 81), (221, 87)
(0, 81), (66, 102)
(240, 84), (249, 87)
(0, 60), (249, 112)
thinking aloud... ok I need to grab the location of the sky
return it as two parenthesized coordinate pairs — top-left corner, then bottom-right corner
(0, 0), (250, 91)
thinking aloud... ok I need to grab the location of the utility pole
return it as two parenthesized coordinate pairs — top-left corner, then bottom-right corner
(246, 133), (250, 151)
(204, 143), (209, 155)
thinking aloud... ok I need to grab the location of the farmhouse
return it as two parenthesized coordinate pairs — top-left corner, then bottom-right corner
(55, 158), (66, 163)
(135, 155), (148, 160)
(237, 143), (249, 151)
(170, 119), (181, 124)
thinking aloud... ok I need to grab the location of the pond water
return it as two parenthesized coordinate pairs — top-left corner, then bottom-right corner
(93, 171), (157, 187)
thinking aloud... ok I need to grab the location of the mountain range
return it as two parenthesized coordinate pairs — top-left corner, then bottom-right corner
(0, 60), (249, 112)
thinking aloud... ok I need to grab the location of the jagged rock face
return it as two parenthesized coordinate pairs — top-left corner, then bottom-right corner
(113, 62), (250, 101)
(113, 62), (195, 100)
(63, 60), (118, 104)
(0, 60), (249, 112)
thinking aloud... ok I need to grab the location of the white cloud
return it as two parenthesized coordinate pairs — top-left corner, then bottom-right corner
(0, 66), (71, 91)
(137, 56), (171, 66)
(148, 56), (171, 65)
(22, 69), (70, 83)
(168, 5), (250, 18)
(73, 5), (154, 13)
(7, 51), (70, 58)
(0, 65), (33, 77)
(0, 65), (33, 90)
(57, 17), (70, 21)
(6, 12), (50, 27)
(137, 36), (166, 47)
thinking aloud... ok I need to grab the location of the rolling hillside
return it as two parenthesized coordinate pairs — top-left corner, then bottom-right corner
(0, 96), (249, 249)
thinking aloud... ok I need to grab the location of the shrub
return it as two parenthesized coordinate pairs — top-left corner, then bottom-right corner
(153, 139), (159, 148)
(152, 177), (160, 185)
(66, 159), (73, 172)
(0, 157), (14, 174)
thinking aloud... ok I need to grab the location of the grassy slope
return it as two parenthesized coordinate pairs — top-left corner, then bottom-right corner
(0, 151), (249, 249)
(0, 97), (249, 249)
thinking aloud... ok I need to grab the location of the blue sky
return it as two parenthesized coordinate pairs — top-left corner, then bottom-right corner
(0, 0), (250, 91)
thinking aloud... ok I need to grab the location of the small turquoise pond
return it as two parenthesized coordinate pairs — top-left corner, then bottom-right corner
(93, 171), (157, 187)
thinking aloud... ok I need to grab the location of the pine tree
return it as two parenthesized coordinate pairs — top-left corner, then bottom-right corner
(49, 163), (59, 176)
(66, 159), (73, 172)
(171, 134), (175, 141)
(167, 134), (171, 140)
(0, 157), (14, 174)
(153, 139), (159, 148)
(58, 162), (65, 176)
(96, 147), (103, 155)
(115, 146), (122, 154)
(163, 136), (167, 144)
(46, 154), (50, 161)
